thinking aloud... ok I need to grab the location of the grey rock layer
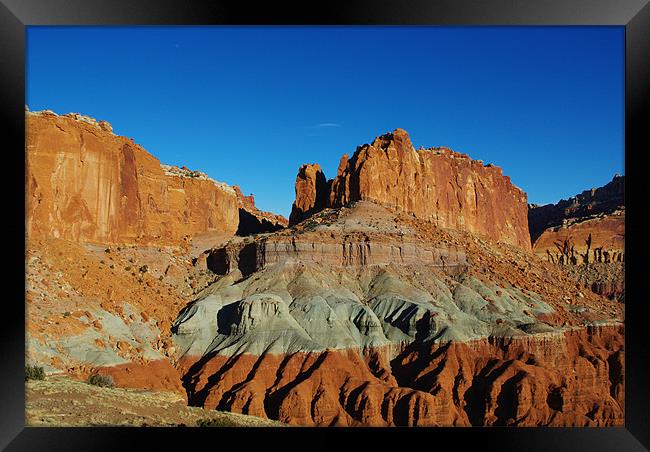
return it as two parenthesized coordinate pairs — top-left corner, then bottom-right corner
(172, 261), (556, 358)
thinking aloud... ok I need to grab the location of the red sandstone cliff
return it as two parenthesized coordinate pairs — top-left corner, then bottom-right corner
(26, 110), (240, 246)
(533, 212), (624, 265)
(289, 163), (329, 226)
(528, 174), (624, 244)
(290, 129), (531, 250)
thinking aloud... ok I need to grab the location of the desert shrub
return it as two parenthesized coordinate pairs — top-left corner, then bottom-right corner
(25, 365), (45, 381)
(87, 373), (114, 388)
(139, 265), (148, 273)
(196, 417), (238, 427)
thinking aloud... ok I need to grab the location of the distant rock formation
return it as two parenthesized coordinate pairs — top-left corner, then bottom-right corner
(528, 174), (624, 244)
(289, 129), (531, 250)
(289, 164), (329, 226)
(529, 175), (624, 300)
(26, 110), (240, 245)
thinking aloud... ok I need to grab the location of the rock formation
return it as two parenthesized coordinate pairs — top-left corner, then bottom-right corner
(529, 175), (624, 300)
(173, 201), (623, 426)
(289, 129), (531, 250)
(26, 110), (239, 246)
(26, 118), (624, 428)
(289, 164), (329, 226)
(528, 174), (624, 243)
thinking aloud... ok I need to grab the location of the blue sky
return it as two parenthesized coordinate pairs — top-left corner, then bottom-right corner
(26, 26), (624, 218)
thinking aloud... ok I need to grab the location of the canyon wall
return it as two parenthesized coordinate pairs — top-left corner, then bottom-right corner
(26, 110), (240, 246)
(529, 175), (624, 300)
(290, 129), (531, 250)
(533, 213), (624, 265)
(528, 174), (624, 244)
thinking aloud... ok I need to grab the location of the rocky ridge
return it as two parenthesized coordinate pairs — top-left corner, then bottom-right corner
(528, 174), (624, 244)
(290, 129), (531, 250)
(529, 175), (624, 300)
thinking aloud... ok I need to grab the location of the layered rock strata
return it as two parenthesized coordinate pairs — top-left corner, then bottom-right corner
(529, 176), (624, 300)
(26, 110), (239, 246)
(290, 129), (531, 250)
(173, 202), (624, 426)
(528, 174), (624, 244)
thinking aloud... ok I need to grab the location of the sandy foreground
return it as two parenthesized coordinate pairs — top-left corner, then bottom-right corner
(25, 375), (286, 427)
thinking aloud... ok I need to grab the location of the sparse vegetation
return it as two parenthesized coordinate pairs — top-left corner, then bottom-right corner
(87, 373), (114, 388)
(196, 417), (239, 427)
(139, 265), (148, 273)
(26, 365), (45, 381)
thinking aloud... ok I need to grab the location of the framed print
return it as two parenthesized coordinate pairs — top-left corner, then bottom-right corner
(2, 0), (648, 450)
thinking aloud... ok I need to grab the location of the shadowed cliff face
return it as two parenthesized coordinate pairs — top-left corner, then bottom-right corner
(236, 209), (286, 237)
(289, 129), (531, 251)
(233, 186), (288, 236)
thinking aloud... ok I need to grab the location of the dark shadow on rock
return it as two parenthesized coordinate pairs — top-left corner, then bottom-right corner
(237, 208), (284, 236)
(206, 248), (230, 275)
(237, 242), (258, 278)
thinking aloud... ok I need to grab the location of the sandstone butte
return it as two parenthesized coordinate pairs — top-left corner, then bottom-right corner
(25, 117), (624, 428)
(25, 109), (286, 246)
(290, 128), (531, 251)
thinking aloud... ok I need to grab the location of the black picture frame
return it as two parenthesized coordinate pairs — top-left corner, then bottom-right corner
(3, 0), (648, 450)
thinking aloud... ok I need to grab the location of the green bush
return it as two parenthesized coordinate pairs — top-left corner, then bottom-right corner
(87, 373), (114, 388)
(25, 365), (45, 381)
(196, 417), (238, 427)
